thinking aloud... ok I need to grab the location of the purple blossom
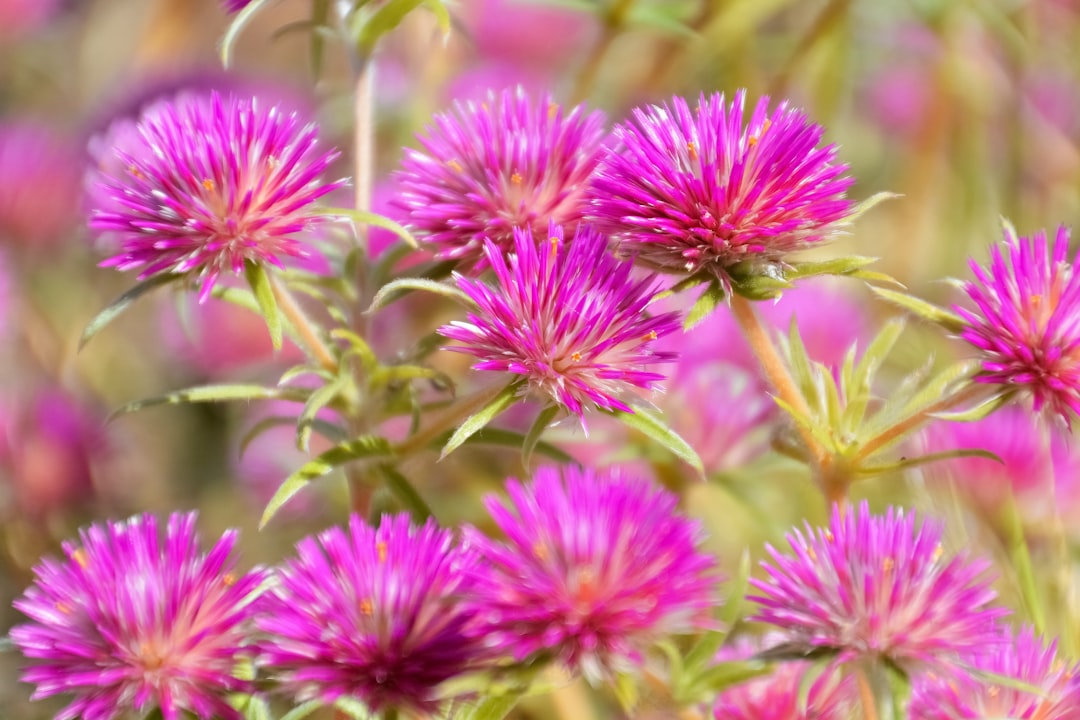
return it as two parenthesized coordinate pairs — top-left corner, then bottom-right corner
(749, 502), (1005, 675)
(256, 513), (486, 714)
(463, 465), (721, 682)
(87, 91), (344, 300)
(439, 223), (679, 419)
(10, 513), (266, 720)
(587, 90), (853, 284)
(221, 0), (253, 12)
(0, 121), (80, 248)
(910, 625), (1080, 719)
(395, 87), (606, 268)
(955, 224), (1080, 424)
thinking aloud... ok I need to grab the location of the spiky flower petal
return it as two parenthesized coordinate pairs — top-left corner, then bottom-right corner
(955, 224), (1080, 423)
(256, 514), (485, 714)
(11, 513), (266, 720)
(587, 90), (853, 283)
(440, 223), (678, 418)
(749, 502), (1005, 675)
(910, 625), (1080, 720)
(88, 91), (343, 300)
(464, 465), (721, 682)
(395, 87), (606, 268)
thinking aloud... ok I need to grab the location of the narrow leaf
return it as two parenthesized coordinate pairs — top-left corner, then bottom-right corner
(245, 262), (282, 350)
(332, 697), (376, 720)
(652, 273), (710, 303)
(444, 427), (575, 463)
(279, 700), (324, 720)
(1004, 494), (1047, 633)
(375, 464), (434, 521)
(80, 274), (180, 349)
(522, 405), (559, 468)
(296, 376), (346, 452)
(855, 448), (1002, 477)
(221, 0), (274, 67)
(610, 406), (704, 478)
(368, 276), (472, 313)
(930, 390), (1013, 422)
(788, 255), (879, 280)
(684, 280), (726, 330)
(326, 207), (419, 248)
(870, 286), (966, 333)
(354, 0), (425, 54)
(330, 328), (378, 376)
(440, 384), (519, 459)
(848, 191), (901, 222)
(260, 435), (393, 527)
(111, 384), (307, 420)
(459, 693), (522, 720)
(423, 0), (452, 39)
(239, 415), (345, 457)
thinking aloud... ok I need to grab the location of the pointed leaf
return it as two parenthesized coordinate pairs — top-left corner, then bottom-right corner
(788, 255), (880, 280)
(325, 207), (419, 248)
(279, 700), (323, 720)
(332, 697), (376, 720)
(239, 415), (345, 457)
(368, 276), (472, 313)
(330, 328), (379, 376)
(870, 286), (965, 333)
(260, 435), (394, 527)
(241, 695), (271, 720)
(296, 375), (346, 452)
(848, 191), (902, 222)
(374, 464), (434, 521)
(1004, 493), (1047, 633)
(245, 262), (282, 350)
(653, 273), (711, 303)
(612, 672), (640, 713)
(111, 384), (308, 420)
(353, 0), (425, 54)
(423, 0), (452, 39)
(209, 285), (260, 313)
(684, 280), (726, 330)
(458, 693), (522, 720)
(80, 274), (181, 349)
(930, 390), (1014, 422)
(440, 384), (520, 459)
(854, 448), (1002, 477)
(221, 0), (274, 67)
(522, 405), (559, 468)
(610, 406), (704, 478)
(443, 427), (575, 463)
(731, 272), (792, 301)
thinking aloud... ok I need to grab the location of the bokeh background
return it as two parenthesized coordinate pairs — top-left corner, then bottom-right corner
(2, 0), (1079, 717)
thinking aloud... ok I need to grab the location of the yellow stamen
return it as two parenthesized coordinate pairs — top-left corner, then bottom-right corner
(447, 159), (463, 172)
(202, 178), (215, 192)
(56, 601), (72, 615)
(932, 544), (943, 563)
(533, 542), (548, 561)
(549, 236), (560, 259)
(571, 352), (582, 362)
(223, 573), (236, 587)
(687, 142), (698, 161)
(643, 330), (658, 342)
(824, 529), (834, 542)
(128, 165), (144, 179)
(882, 557), (895, 573)
(548, 102), (559, 119)
(376, 541), (388, 563)
(72, 548), (88, 569)
(360, 599), (373, 616)
(510, 172), (523, 185)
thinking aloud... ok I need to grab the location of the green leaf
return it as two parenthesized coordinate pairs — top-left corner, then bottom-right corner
(688, 660), (771, 696)
(720, 548), (752, 630)
(221, 0), (274, 67)
(684, 280), (726, 330)
(239, 415), (345, 457)
(930, 390), (1013, 422)
(296, 375), (347, 452)
(730, 272), (792, 301)
(240, 695), (272, 720)
(368, 276), (472, 313)
(279, 700), (324, 720)
(332, 697), (376, 720)
(445, 427), (575, 463)
(848, 191), (902, 222)
(628, 3), (697, 36)
(353, 0), (425, 54)
(457, 693), (522, 720)
(652, 273), (711, 303)
(245, 262), (283, 350)
(440, 384), (520, 459)
(209, 285), (260, 313)
(260, 435), (394, 528)
(788, 255), (879, 280)
(522, 405), (559, 468)
(325, 207), (419, 248)
(330, 328), (379, 376)
(854, 448), (1002, 477)
(111, 384), (307, 420)
(80, 274), (181, 349)
(870, 286), (966, 333)
(610, 405), (704, 478)
(1004, 493), (1047, 634)
(612, 671), (640, 713)
(423, 0), (452, 39)
(369, 364), (452, 392)
(374, 464), (434, 521)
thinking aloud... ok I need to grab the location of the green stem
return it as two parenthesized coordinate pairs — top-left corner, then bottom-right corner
(393, 384), (507, 459)
(270, 275), (338, 374)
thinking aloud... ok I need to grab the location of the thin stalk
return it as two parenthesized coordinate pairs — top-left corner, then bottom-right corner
(851, 384), (983, 464)
(393, 384), (507, 459)
(570, 0), (636, 104)
(270, 276), (338, 374)
(855, 668), (880, 720)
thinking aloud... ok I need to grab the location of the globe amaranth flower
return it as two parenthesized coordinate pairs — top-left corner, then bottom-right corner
(10, 513), (266, 720)
(910, 625), (1080, 720)
(587, 90), (853, 284)
(256, 513), (486, 714)
(749, 501), (1006, 676)
(955, 224), (1080, 424)
(395, 86), (606, 268)
(712, 635), (856, 720)
(463, 464), (721, 683)
(439, 223), (679, 419)
(88, 91), (344, 301)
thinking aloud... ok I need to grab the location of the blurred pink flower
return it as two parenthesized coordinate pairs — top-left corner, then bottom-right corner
(458, 0), (594, 75)
(0, 0), (62, 39)
(0, 121), (81, 249)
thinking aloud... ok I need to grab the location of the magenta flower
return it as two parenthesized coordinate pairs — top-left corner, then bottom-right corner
(749, 502), (1005, 675)
(395, 87), (606, 267)
(256, 513), (486, 714)
(0, 121), (80, 248)
(587, 90), (853, 284)
(910, 625), (1080, 720)
(955, 224), (1080, 424)
(439, 223), (679, 419)
(463, 465), (721, 682)
(10, 513), (266, 720)
(712, 636), (855, 720)
(88, 91), (344, 300)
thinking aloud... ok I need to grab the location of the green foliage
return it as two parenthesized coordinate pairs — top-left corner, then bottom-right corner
(221, 0), (274, 67)
(609, 406), (705, 478)
(245, 261), (283, 350)
(80, 274), (181, 349)
(440, 384), (522, 459)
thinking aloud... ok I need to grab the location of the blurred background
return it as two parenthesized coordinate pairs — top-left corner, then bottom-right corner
(1, 0), (1079, 717)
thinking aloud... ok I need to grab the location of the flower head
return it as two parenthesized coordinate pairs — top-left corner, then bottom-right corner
(395, 87), (606, 268)
(256, 514), (485, 714)
(88, 91), (343, 300)
(955, 224), (1080, 424)
(10, 513), (265, 720)
(464, 465), (721, 682)
(0, 121), (80, 248)
(749, 502), (1005, 675)
(910, 625), (1080, 720)
(439, 223), (678, 419)
(587, 90), (853, 283)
